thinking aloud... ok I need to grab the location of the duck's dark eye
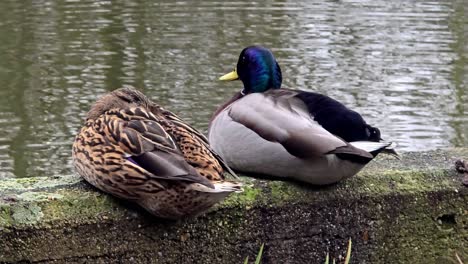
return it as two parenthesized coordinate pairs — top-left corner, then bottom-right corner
(373, 128), (382, 138)
(365, 125), (381, 141)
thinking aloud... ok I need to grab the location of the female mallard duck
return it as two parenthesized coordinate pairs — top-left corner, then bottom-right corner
(72, 87), (242, 220)
(208, 46), (397, 185)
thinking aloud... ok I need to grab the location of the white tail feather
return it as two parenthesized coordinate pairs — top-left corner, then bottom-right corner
(349, 141), (394, 152)
(190, 182), (243, 193)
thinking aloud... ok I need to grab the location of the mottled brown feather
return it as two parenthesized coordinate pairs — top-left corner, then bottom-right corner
(72, 87), (241, 219)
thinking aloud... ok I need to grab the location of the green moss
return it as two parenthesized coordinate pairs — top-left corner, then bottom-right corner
(268, 181), (303, 203)
(221, 184), (263, 208)
(11, 204), (44, 225)
(347, 167), (459, 197)
(17, 192), (64, 202)
(39, 189), (125, 222)
(0, 206), (12, 228)
(0, 176), (81, 193)
(0, 177), (41, 190)
(0, 188), (128, 229)
(373, 191), (467, 262)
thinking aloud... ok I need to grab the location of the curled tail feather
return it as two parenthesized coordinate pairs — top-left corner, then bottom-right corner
(190, 181), (243, 193)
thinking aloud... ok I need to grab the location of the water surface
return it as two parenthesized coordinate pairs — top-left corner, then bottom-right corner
(0, 0), (466, 178)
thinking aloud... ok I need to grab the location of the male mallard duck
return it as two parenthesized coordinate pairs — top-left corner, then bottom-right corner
(72, 87), (242, 219)
(208, 46), (397, 185)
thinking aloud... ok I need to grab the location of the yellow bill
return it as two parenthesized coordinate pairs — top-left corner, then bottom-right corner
(219, 70), (239, 81)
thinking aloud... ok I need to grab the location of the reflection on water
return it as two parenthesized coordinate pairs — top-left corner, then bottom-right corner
(0, 0), (466, 178)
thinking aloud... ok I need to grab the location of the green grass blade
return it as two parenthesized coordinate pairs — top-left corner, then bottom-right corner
(244, 256), (249, 264)
(254, 243), (265, 264)
(324, 252), (329, 264)
(344, 238), (352, 264)
(455, 252), (463, 264)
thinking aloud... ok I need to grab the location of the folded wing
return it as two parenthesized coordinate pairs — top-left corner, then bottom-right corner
(227, 91), (373, 161)
(102, 107), (214, 188)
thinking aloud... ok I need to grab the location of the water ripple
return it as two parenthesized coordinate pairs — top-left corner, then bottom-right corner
(0, 0), (466, 177)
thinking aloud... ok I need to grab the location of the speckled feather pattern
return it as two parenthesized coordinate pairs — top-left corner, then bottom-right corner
(72, 88), (241, 219)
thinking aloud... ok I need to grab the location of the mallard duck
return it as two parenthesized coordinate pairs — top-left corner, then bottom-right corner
(208, 46), (397, 185)
(72, 87), (242, 219)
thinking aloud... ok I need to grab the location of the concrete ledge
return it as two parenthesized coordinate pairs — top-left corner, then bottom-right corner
(1, 149), (467, 263)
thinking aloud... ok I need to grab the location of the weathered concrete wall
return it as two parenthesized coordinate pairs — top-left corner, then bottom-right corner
(1, 149), (467, 264)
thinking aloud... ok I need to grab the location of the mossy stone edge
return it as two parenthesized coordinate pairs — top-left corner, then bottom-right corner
(0, 148), (467, 263)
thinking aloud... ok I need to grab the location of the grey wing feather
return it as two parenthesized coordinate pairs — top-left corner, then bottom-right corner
(227, 91), (369, 159)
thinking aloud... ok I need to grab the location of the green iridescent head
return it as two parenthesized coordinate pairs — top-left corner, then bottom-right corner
(220, 46), (282, 94)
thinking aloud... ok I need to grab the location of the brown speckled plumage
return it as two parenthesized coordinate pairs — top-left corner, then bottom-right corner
(72, 87), (242, 219)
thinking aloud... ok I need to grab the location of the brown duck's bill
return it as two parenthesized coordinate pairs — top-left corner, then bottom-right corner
(219, 70), (239, 81)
